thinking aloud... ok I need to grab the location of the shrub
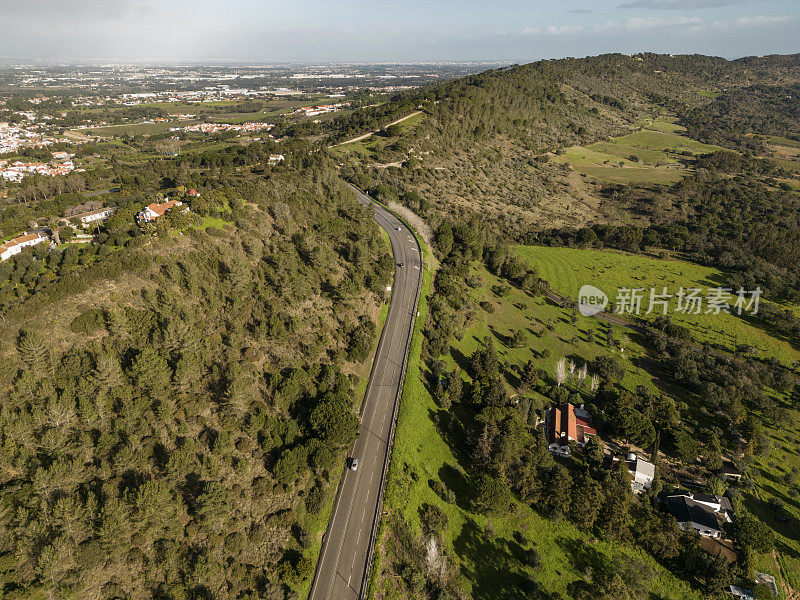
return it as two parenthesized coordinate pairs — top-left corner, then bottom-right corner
(69, 308), (106, 334)
(305, 484), (325, 514)
(419, 503), (449, 536)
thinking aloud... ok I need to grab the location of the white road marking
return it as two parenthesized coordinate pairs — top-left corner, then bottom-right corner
(311, 188), (422, 600)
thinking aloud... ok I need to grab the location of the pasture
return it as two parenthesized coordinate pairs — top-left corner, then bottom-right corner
(379, 256), (703, 600)
(513, 246), (800, 591)
(554, 117), (723, 185)
(515, 245), (800, 366)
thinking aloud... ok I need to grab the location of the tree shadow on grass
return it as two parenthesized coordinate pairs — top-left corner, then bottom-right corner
(557, 536), (608, 579)
(450, 346), (473, 377)
(437, 463), (471, 512)
(737, 310), (800, 352)
(452, 517), (533, 600)
(488, 324), (514, 349)
(503, 365), (523, 391)
(777, 539), (800, 560)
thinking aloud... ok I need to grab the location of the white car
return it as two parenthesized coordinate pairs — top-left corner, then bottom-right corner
(396, 226), (401, 231)
(349, 457), (359, 471)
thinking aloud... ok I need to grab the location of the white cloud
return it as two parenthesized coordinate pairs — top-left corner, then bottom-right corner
(710, 15), (797, 30)
(619, 0), (740, 9)
(514, 13), (798, 38)
(517, 15), (703, 36)
(621, 16), (703, 30)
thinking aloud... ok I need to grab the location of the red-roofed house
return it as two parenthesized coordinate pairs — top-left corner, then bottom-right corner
(0, 231), (48, 261)
(545, 403), (596, 456)
(188, 189), (200, 197)
(136, 199), (184, 224)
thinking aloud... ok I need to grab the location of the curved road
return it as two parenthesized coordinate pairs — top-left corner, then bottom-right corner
(308, 185), (423, 600)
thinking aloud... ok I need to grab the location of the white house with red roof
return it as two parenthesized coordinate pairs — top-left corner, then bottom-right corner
(545, 402), (596, 457)
(0, 231), (48, 261)
(136, 198), (184, 224)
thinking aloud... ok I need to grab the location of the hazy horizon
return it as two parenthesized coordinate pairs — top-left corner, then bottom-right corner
(1, 0), (799, 64)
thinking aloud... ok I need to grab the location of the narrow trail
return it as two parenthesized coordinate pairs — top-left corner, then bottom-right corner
(329, 111), (422, 148)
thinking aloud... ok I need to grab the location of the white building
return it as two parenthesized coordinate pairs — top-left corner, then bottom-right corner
(683, 492), (733, 521)
(625, 453), (655, 493)
(0, 232), (48, 261)
(76, 207), (117, 228)
(136, 199), (184, 224)
(665, 495), (722, 538)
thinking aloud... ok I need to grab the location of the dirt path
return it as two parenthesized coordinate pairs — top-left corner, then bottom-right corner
(329, 111), (422, 147)
(772, 548), (799, 600)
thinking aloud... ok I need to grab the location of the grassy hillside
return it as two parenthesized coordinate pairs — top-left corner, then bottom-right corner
(515, 245), (800, 365)
(376, 257), (703, 600)
(554, 118), (724, 185)
(377, 254), (800, 598)
(332, 53), (800, 239)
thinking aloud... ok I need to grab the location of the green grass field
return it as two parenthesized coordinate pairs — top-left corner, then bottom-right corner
(375, 250), (702, 599)
(197, 216), (232, 230)
(510, 245), (800, 591)
(452, 266), (657, 397)
(696, 90), (723, 99)
(515, 245), (800, 365)
(83, 121), (200, 137)
(554, 117), (723, 185)
(763, 135), (800, 149)
(773, 158), (800, 173)
(79, 96), (347, 138)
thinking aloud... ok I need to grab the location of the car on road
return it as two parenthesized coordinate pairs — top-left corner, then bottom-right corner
(396, 226), (401, 231)
(348, 457), (359, 471)
(398, 262), (404, 267)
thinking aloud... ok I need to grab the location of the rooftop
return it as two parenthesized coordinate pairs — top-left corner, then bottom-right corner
(665, 495), (721, 532)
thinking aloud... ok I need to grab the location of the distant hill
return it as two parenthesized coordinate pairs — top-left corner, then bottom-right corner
(331, 52), (800, 235)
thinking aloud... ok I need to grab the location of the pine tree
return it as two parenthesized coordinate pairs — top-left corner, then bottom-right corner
(92, 352), (124, 391)
(17, 329), (49, 373)
(792, 383), (800, 408)
(569, 468), (603, 531)
(598, 462), (633, 540)
(129, 347), (171, 397)
(106, 305), (130, 341)
(174, 353), (201, 392)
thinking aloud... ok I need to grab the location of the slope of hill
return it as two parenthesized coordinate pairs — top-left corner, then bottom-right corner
(331, 53), (800, 238)
(333, 53), (800, 600)
(0, 153), (393, 600)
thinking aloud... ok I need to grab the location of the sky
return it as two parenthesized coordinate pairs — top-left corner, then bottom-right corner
(0, 0), (799, 63)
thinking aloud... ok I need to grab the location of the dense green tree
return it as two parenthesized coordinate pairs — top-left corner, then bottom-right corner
(598, 462), (633, 540)
(569, 469), (603, 531)
(310, 398), (360, 446)
(471, 473), (511, 514)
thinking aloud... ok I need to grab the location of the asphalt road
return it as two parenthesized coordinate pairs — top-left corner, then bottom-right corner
(308, 186), (423, 600)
